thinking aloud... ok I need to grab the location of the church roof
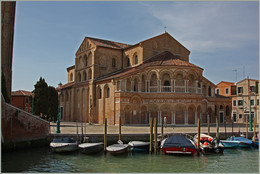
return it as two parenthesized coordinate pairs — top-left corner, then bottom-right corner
(96, 51), (202, 82)
(86, 36), (131, 50)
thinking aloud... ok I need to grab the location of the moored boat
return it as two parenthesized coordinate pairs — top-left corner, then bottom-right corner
(221, 136), (253, 148)
(50, 137), (78, 153)
(193, 134), (224, 154)
(106, 140), (129, 155)
(78, 142), (104, 154)
(128, 141), (150, 152)
(161, 134), (197, 155)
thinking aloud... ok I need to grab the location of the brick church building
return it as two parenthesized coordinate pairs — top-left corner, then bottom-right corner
(60, 32), (231, 125)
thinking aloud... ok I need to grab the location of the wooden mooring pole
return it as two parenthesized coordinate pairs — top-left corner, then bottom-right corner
(119, 116), (121, 141)
(207, 114), (210, 135)
(161, 116), (164, 140)
(216, 116), (219, 139)
(246, 115), (248, 139)
(154, 117), (158, 153)
(253, 117), (256, 142)
(104, 118), (107, 152)
(197, 117), (201, 155)
(149, 117), (153, 153)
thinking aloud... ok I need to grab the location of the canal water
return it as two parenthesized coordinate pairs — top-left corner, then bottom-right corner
(2, 147), (259, 173)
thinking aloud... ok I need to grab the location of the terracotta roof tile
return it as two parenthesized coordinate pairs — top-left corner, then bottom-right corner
(11, 90), (32, 96)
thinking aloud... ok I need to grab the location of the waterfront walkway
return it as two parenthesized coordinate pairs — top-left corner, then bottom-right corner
(50, 122), (258, 135)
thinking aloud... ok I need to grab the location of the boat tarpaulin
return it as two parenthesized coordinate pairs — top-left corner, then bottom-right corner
(162, 134), (195, 148)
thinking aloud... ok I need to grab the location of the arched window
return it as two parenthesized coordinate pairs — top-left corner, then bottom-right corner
(105, 86), (110, 98)
(135, 55), (138, 64)
(127, 58), (130, 67)
(112, 58), (116, 67)
(78, 72), (81, 82)
(88, 69), (92, 80)
(83, 71), (87, 81)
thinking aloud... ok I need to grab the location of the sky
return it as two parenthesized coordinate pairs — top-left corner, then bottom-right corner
(12, 1), (259, 91)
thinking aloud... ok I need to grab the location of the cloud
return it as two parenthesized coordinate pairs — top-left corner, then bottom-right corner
(142, 1), (258, 53)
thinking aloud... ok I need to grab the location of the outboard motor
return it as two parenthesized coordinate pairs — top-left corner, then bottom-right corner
(211, 137), (220, 149)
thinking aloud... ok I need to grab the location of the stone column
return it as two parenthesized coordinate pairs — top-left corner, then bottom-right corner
(138, 82), (142, 92)
(172, 111), (175, 125)
(171, 79), (174, 92)
(148, 80), (150, 92)
(173, 80), (176, 93)
(195, 111), (198, 125)
(195, 80), (198, 94)
(158, 80), (161, 92)
(158, 111), (162, 125)
(119, 80), (122, 92)
(131, 81), (134, 92)
(145, 80), (147, 92)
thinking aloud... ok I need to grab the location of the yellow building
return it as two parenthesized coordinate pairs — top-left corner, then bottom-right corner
(60, 32), (231, 125)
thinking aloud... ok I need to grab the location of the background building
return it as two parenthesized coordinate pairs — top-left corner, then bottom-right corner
(60, 32), (231, 125)
(11, 90), (32, 112)
(216, 78), (259, 124)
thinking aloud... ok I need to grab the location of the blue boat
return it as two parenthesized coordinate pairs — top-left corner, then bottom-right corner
(221, 136), (253, 148)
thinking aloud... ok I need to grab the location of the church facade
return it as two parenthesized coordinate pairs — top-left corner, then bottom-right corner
(60, 32), (231, 125)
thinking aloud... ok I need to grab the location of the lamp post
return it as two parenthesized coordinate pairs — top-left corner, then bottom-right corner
(56, 82), (62, 133)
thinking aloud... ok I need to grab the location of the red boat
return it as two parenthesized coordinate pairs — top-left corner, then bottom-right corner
(161, 134), (197, 155)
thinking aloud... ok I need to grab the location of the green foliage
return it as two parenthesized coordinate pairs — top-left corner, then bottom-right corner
(47, 86), (58, 122)
(33, 77), (58, 121)
(34, 77), (49, 116)
(1, 72), (10, 103)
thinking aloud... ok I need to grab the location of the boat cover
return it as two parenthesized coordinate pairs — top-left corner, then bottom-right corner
(162, 135), (195, 148)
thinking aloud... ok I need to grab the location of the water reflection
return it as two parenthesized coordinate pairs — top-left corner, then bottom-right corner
(2, 147), (259, 173)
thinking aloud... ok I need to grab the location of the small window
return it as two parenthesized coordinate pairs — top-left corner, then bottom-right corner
(233, 100), (236, 106)
(239, 114), (243, 118)
(225, 88), (229, 94)
(257, 99), (259, 106)
(250, 99), (255, 106)
(26, 98), (28, 104)
(250, 86), (256, 92)
(112, 58), (116, 67)
(238, 87), (243, 93)
(238, 100), (243, 106)
(216, 89), (220, 95)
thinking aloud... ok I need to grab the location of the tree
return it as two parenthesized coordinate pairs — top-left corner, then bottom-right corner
(1, 72), (10, 103)
(34, 77), (49, 116)
(48, 86), (58, 122)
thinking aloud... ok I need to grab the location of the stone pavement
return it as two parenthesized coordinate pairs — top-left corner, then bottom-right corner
(50, 122), (258, 135)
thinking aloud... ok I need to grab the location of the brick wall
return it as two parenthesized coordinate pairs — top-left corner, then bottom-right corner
(2, 101), (50, 143)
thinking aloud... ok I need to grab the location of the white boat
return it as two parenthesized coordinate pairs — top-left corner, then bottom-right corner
(193, 134), (224, 153)
(50, 137), (78, 153)
(128, 141), (150, 152)
(106, 140), (129, 155)
(78, 142), (104, 154)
